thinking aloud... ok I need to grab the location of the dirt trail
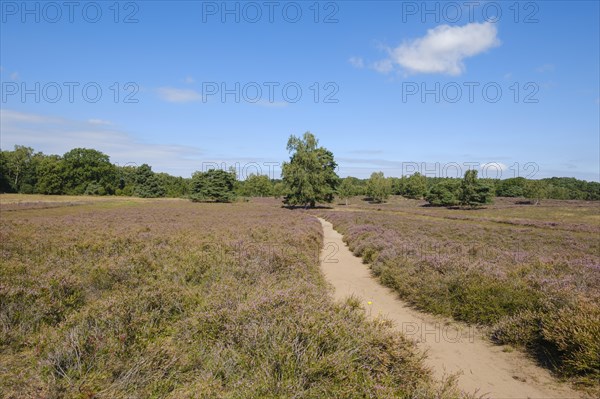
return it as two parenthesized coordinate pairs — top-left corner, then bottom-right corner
(317, 217), (582, 399)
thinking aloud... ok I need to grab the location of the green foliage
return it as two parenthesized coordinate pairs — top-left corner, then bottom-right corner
(366, 171), (392, 203)
(459, 170), (494, 208)
(282, 132), (339, 208)
(62, 148), (117, 195)
(524, 180), (548, 205)
(337, 177), (361, 205)
(496, 177), (527, 197)
(0, 145), (35, 192)
(156, 173), (190, 197)
(426, 179), (460, 206)
(191, 169), (237, 202)
(133, 164), (166, 198)
(238, 174), (273, 197)
(35, 155), (65, 195)
(272, 181), (286, 199)
(403, 172), (427, 199)
(542, 177), (600, 200)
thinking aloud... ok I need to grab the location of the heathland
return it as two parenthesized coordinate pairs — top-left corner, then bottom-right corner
(314, 196), (600, 391)
(1, 195), (463, 398)
(1, 194), (598, 397)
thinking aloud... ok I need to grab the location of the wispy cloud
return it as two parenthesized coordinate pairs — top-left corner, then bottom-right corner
(88, 118), (112, 126)
(184, 76), (196, 84)
(348, 56), (365, 69)
(0, 109), (204, 176)
(536, 63), (555, 73)
(375, 22), (500, 76)
(157, 87), (201, 103)
(371, 59), (393, 74)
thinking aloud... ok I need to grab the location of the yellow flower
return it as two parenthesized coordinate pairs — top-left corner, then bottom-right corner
(367, 301), (372, 305)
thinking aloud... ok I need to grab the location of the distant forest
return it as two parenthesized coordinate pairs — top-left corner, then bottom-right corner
(1, 145), (598, 201)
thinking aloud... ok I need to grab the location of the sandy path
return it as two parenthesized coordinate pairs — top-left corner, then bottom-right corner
(318, 217), (582, 399)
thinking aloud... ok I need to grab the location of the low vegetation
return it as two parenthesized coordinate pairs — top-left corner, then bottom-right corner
(314, 199), (600, 389)
(0, 197), (463, 398)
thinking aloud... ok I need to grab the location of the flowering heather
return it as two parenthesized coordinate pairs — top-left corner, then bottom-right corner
(0, 196), (463, 398)
(314, 201), (600, 389)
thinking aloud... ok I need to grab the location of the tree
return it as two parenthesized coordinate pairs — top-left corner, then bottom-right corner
(156, 173), (190, 197)
(62, 148), (116, 195)
(426, 179), (460, 206)
(240, 174), (273, 197)
(191, 169), (237, 202)
(115, 165), (137, 196)
(134, 164), (165, 198)
(281, 132), (339, 208)
(2, 145), (35, 192)
(272, 181), (286, 199)
(404, 172), (427, 199)
(0, 151), (11, 192)
(524, 180), (548, 205)
(35, 155), (65, 194)
(496, 177), (528, 197)
(338, 177), (359, 205)
(459, 170), (493, 208)
(366, 171), (392, 203)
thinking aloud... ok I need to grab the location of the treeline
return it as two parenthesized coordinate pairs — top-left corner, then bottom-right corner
(0, 146), (189, 197)
(338, 173), (599, 204)
(1, 145), (598, 202)
(0, 145), (283, 199)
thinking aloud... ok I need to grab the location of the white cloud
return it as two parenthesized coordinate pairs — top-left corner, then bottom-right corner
(536, 63), (555, 73)
(88, 118), (112, 126)
(9, 72), (19, 80)
(371, 59), (393, 74)
(157, 87), (201, 103)
(0, 109), (204, 176)
(377, 22), (500, 76)
(184, 76), (196, 84)
(348, 56), (365, 69)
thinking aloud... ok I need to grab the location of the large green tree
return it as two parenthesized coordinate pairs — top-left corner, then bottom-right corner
(459, 170), (493, 208)
(62, 148), (116, 195)
(281, 132), (339, 208)
(426, 179), (460, 206)
(338, 177), (360, 205)
(191, 168), (237, 202)
(366, 171), (392, 203)
(134, 164), (166, 198)
(1, 145), (35, 192)
(403, 172), (427, 199)
(35, 154), (65, 194)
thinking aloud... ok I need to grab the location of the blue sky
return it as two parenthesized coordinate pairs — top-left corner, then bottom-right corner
(1, 1), (599, 180)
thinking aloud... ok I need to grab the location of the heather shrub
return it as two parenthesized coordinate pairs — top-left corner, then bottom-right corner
(0, 198), (463, 398)
(543, 299), (600, 383)
(317, 208), (600, 388)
